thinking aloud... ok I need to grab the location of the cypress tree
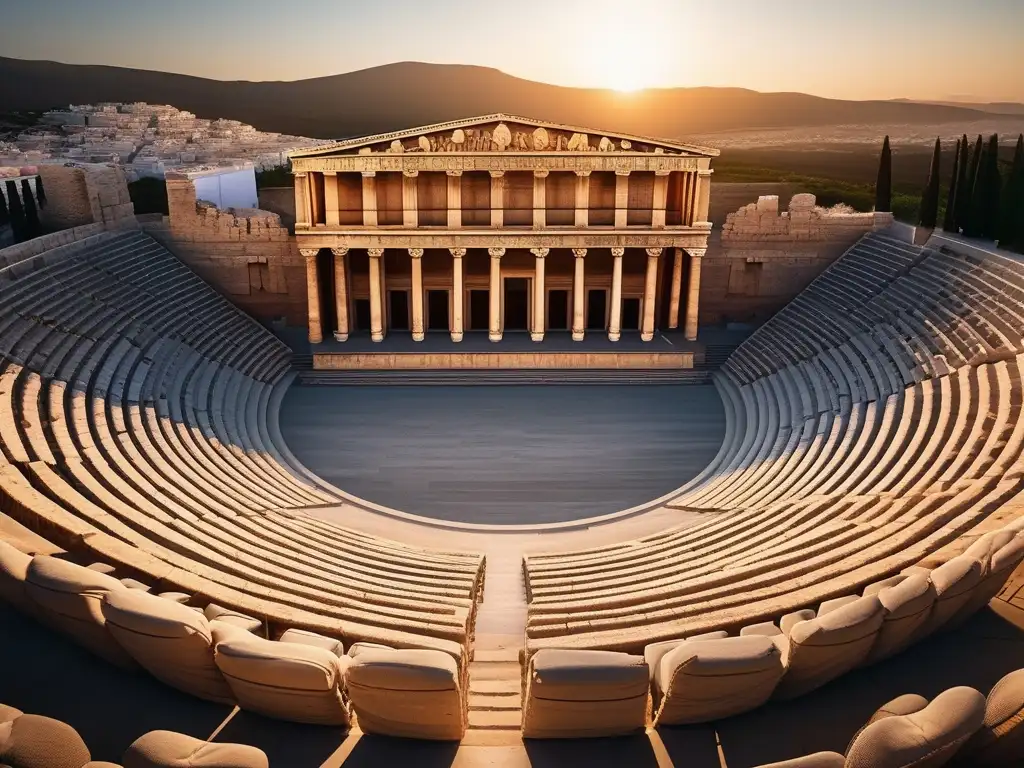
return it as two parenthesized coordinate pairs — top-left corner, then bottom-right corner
(918, 137), (942, 228)
(979, 134), (1001, 240)
(942, 138), (962, 233)
(5, 180), (25, 243)
(875, 135), (892, 212)
(963, 135), (985, 237)
(1000, 134), (1024, 250)
(20, 178), (41, 239)
(35, 175), (47, 208)
(0, 184), (9, 228)
(953, 133), (971, 231)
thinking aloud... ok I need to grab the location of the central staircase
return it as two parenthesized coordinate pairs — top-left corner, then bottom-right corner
(295, 368), (712, 385)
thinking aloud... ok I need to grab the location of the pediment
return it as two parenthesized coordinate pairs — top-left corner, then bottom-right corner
(290, 114), (719, 159)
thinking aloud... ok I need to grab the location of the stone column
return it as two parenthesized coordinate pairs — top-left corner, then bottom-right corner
(652, 171), (670, 228)
(572, 248), (587, 342)
(447, 171), (462, 228)
(410, 248), (425, 341)
(301, 248), (322, 344)
(574, 171), (590, 227)
(694, 170), (712, 224)
(489, 171), (504, 228)
(642, 248), (661, 342)
(402, 170), (419, 227)
(361, 172), (377, 227)
(531, 248), (549, 342)
(608, 247), (624, 342)
(488, 247), (504, 342)
(614, 171), (630, 228)
(324, 171), (340, 227)
(684, 248), (705, 341)
(668, 247), (684, 330)
(331, 247), (349, 341)
(368, 248), (385, 342)
(533, 170), (548, 228)
(450, 248), (466, 342)
(294, 173), (311, 228)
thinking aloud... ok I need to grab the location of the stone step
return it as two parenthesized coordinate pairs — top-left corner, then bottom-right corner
(473, 648), (520, 664)
(469, 709), (522, 730)
(469, 661), (521, 680)
(469, 693), (521, 712)
(297, 368), (713, 386)
(470, 679), (521, 695)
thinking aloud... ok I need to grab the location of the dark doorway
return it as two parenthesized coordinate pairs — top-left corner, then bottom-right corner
(586, 289), (607, 330)
(622, 297), (641, 330)
(469, 290), (490, 331)
(354, 299), (371, 332)
(389, 290), (409, 331)
(504, 278), (529, 331)
(548, 290), (569, 331)
(427, 290), (449, 331)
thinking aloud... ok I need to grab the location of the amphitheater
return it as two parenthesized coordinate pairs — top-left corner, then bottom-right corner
(4, 133), (1024, 768)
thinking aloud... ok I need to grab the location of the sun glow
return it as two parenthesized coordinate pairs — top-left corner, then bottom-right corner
(581, 4), (672, 93)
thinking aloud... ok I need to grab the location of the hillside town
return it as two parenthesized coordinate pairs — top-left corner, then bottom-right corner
(0, 101), (327, 181)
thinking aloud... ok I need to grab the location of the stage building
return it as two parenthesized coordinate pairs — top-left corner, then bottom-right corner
(289, 115), (717, 358)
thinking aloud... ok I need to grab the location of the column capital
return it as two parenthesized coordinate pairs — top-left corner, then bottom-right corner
(530, 248), (550, 258)
(615, 169), (632, 177)
(574, 170), (592, 177)
(446, 170), (463, 177)
(687, 247), (707, 260)
(299, 248), (319, 259)
(533, 169), (550, 178)
(367, 248), (384, 258)
(610, 247), (625, 257)
(408, 248), (424, 259)
(330, 247), (349, 257)
(402, 169), (420, 178)
(294, 171), (308, 179)
(323, 170), (338, 177)
(572, 248), (587, 259)
(655, 169), (672, 177)
(449, 248), (467, 258)
(360, 170), (376, 178)
(488, 170), (505, 178)
(646, 247), (664, 258)
(488, 247), (505, 259)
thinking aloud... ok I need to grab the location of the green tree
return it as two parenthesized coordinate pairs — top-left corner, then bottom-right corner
(953, 133), (971, 231)
(1000, 134), (1024, 251)
(918, 137), (941, 228)
(943, 138), (962, 233)
(35, 175), (47, 208)
(20, 179), (41, 239)
(963, 135), (985, 237)
(0, 185), (9, 228)
(5, 180), (26, 243)
(874, 135), (892, 212)
(977, 134), (1002, 239)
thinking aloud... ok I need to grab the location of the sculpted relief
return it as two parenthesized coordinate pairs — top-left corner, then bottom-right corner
(368, 122), (671, 155)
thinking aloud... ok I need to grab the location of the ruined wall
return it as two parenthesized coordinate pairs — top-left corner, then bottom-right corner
(36, 164), (136, 231)
(143, 176), (308, 325)
(700, 194), (894, 325)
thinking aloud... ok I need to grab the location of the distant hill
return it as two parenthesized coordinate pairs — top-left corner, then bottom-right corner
(890, 98), (1024, 116)
(1, 56), (1018, 141)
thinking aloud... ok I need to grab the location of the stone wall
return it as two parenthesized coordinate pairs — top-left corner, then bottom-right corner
(36, 164), (136, 231)
(700, 194), (895, 325)
(143, 176), (308, 325)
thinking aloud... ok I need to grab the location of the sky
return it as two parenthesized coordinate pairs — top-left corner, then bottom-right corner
(1, 0), (1022, 102)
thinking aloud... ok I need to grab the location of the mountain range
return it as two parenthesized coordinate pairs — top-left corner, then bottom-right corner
(1, 56), (1021, 142)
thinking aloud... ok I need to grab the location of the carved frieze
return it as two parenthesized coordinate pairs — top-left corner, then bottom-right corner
(293, 153), (704, 175)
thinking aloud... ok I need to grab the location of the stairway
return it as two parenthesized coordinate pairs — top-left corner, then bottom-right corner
(465, 648), (523, 745)
(290, 353), (314, 371)
(296, 368), (713, 386)
(700, 344), (741, 370)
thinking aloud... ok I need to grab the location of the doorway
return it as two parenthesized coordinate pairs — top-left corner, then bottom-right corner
(503, 277), (530, 331)
(621, 297), (641, 330)
(427, 290), (450, 331)
(388, 290), (409, 331)
(354, 299), (371, 332)
(469, 290), (490, 331)
(586, 289), (607, 331)
(547, 290), (569, 331)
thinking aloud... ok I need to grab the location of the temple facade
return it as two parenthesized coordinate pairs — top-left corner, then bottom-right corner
(289, 115), (717, 346)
